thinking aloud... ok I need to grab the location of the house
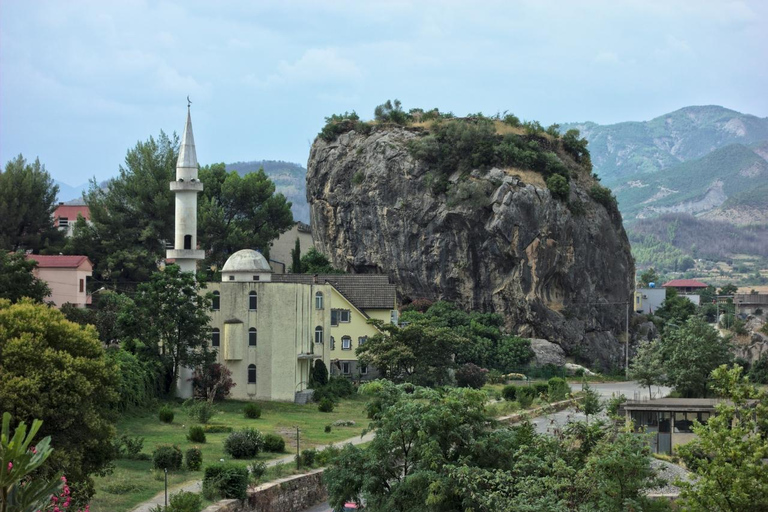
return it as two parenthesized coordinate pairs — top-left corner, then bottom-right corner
(53, 202), (90, 237)
(733, 293), (768, 316)
(661, 279), (708, 295)
(635, 287), (666, 315)
(25, 255), (93, 308)
(207, 249), (397, 402)
(269, 222), (314, 274)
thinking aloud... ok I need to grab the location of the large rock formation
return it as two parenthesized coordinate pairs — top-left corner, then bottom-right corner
(307, 124), (634, 369)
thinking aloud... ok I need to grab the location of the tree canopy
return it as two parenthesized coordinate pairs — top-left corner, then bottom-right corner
(0, 252), (50, 303)
(0, 154), (61, 252)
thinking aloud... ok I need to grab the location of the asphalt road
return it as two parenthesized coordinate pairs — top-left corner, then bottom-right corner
(300, 380), (669, 512)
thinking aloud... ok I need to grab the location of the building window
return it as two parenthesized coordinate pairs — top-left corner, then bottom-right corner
(249, 291), (257, 310)
(331, 309), (338, 326)
(212, 328), (220, 347)
(247, 364), (256, 384)
(340, 310), (351, 323)
(315, 292), (324, 310)
(212, 291), (220, 311)
(184, 234), (192, 250)
(358, 336), (367, 346)
(79, 279), (84, 293)
(360, 364), (368, 375)
(253, 275), (260, 281)
(249, 328), (257, 346)
(229, 275), (235, 281)
(341, 362), (350, 374)
(315, 326), (323, 344)
(341, 336), (352, 350)
(59, 217), (69, 227)
(330, 336), (335, 350)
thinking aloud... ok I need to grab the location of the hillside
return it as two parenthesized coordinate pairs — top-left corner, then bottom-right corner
(225, 160), (309, 223)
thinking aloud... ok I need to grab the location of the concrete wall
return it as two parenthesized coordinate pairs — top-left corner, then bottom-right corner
(270, 223), (314, 271)
(202, 469), (327, 512)
(636, 288), (666, 315)
(36, 267), (91, 307)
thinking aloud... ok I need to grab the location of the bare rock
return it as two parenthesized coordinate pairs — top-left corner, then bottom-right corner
(530, 338), (567, 367)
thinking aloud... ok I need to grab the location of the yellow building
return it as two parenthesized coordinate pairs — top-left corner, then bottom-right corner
(207, 249), (397, 402)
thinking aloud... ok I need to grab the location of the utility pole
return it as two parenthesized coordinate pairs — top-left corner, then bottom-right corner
(296, 426), (300, 470)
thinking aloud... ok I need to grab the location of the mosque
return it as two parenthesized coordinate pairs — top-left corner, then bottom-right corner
(168, 107), (397, 402)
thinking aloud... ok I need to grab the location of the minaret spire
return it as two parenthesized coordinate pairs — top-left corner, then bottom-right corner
(167, 103), (204, 273)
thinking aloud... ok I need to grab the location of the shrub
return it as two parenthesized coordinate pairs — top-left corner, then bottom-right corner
(517, 387), (535, 408)
(262, 433), (286, 453)
(114, 434), (145, 459)
(168, 491), (202, 512)
(400, 298), (434, 313)
(203, 424), (232, 433)
(324, 425), (332, 433)
(546, 174), (570, 201)
(486, 369), (504, 384)
(606, 394), (628, 417)
(159, 405), (174, 423)
(547, 377), (570, 402)
(184, 399), (216, 424)
(152, 444), (182, 471)
(191, 363), (235, 402)
(374, 99), (410, 125)
(300, 448), (317, 467)
(185, 447), (203, 471)
(326, 376), (355, 398)
(502, 384), (518, 401)
(455, 363), (489, 389)
(533, 382), (549, 398)
(224, 428), (264, 459)
(187, 425), (206, 443)
(568, 200), (586, 216)
(332, 419), (356, 427)
(318, 398), (335, 413)
(202, 463), (249, 501)
(249, 461), (267, 481)
(316, 444), (341, 466)
(243, 403), (261, 419)
(310, 360), (329, 388)
(352, 171), (364, 185)
(589, 184), (616, 209)
(319, 112), (363, 142)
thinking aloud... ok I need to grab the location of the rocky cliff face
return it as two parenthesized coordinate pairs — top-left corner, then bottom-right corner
(307, 125), (634, 369)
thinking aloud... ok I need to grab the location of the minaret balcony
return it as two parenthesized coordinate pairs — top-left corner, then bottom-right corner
(167, 249), (205, 260)
(170, 181), (204, 192)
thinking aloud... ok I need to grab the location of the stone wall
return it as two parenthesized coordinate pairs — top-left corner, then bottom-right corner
(202, 469), (327, 512)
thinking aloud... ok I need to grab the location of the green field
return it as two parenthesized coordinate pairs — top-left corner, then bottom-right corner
(90, 397), (371, 512)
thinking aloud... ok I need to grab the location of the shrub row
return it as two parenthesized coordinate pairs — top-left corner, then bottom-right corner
(152, 445), (203, 471)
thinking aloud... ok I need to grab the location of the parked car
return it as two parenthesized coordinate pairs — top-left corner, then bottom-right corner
(337, 502), (362, 512)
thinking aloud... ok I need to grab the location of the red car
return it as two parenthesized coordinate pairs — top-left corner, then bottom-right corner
(339, 502), (361, 512)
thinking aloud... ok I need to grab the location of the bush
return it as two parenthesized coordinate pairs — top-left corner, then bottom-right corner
(168, 491), (202, 512)
(455, 363), (489, 389)
(589, 184), (616, 210)
(606, 394), (628, 417)
(324, 425), (332, 433)
(243, 403), (261, 419)
(326, 376), (355, 398)
(187, 425), (206, 444)
(546, 174), (570, 201)
(502, 385), (518, 401)
(191, 363), (235, 402)
(300, 448), (317, 467)
(153, 444), (183, 471)
(159, 405), (174, 423)
(224, 428), (264, 459)
(316, 444), (341, 466)
(547, 377), (570, 402)
(352, 171), (364, 185)
(319, 112), (364, 142)
(184, 399), (216, 424)
(202, 463), (249, 501)
(249, 461), (267, 481)
(262, 433), (286, 453)
(114, 434), (145, 459)
(318, 398), (335, 413)
(185, 447), (203, 471)
(486, 369), (504, 384)
(533, 382), (549, 398)
(517, 387), (535, 408)
(203, 424), (232, 433)
(310, 360), (329, 388)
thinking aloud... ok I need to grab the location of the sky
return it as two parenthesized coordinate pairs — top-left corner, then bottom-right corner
(1, 0), (767, 187)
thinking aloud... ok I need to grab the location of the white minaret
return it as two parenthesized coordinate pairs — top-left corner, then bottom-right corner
(167, 105), (205, 273)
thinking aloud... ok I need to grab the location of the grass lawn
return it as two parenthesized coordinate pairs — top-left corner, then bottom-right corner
(90, 396), (371, 512)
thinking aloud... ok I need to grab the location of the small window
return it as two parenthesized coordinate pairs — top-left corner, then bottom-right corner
(315, 292), (324, 310)
(79, 279), (84, 293)
(249, 291), (257, 310)
(330, 336), (335, 350)
(212, 291), (220, 311)
(358, 336), (367, 346)
(341, 336), (352, 350)
(184, 234), (192, 250)
(212, 328), (220, 347)
(360, 364), (368, 375)
(340, 310), (351, 323)
(315, 326), (324, 344)
(253, 275), (260, 281)
(248, 364), (256, 384)
(229, 275), (235, 281)
(59, 217), (69, 227)
(331, 310), (339, 326)
(249, 328), (257, 347)
(341, 362), (350, 374)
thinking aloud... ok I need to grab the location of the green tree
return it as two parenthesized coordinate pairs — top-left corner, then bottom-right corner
(198, 164), (294, 272)
(0, 299), (118, 501)
(718, 283), (738, 296)
(678, 365), (768, 511)
(638, 267), (659, 287)
(655, 287), (697, 324)
(628, 339), (664, 398)
(300, 247), (342, 274)
(580, 381), (604, 425)
(130, 264), (213, 395)
(546, 174), (569, 201)
(661, 316), (732, 397)
(310, 359), (329, 388)
(0, 154), (61, 252)
(290, 237), (303, 273)
(0, 252), (50, 303)
(373, 99), (410, 125)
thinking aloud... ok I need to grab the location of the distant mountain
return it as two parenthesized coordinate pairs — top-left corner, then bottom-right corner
(225, 160), (309, 223)
(54, 180), (90, 203)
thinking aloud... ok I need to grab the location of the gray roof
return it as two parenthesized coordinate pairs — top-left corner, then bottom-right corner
(177, 108), (198, 171)
(272, 274), (395, 310)
(623, 398), (757, 412)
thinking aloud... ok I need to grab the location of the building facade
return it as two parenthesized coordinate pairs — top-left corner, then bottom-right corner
(53, 202), (90, 237)
(269, 222), (313, 274)
(26, 255), (92, 307)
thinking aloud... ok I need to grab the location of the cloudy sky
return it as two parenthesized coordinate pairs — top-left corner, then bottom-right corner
(1, 0), (767, 187)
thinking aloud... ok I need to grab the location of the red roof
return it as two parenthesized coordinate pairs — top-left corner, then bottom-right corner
(26, 255), (92, 269)
(662, 279), (708, 288)
(53, 205), (90, 225)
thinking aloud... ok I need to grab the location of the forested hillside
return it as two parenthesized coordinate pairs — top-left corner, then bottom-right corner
(226, 160), (309, 223)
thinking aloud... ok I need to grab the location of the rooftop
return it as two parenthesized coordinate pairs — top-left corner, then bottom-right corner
(26, 254), (92, 269)
(662, 279), (708, 288)
(623, 397), (757, 411)
(272, 274), (396, 310)
(222, 249), (272, 273)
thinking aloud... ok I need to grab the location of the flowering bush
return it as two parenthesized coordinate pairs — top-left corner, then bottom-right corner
(455, 363), (489, 389)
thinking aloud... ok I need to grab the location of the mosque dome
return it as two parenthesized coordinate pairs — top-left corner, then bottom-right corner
(221, 249), (272, 273)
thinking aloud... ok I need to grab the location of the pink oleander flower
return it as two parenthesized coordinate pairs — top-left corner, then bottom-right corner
(7, 462), (12, 472)
(52, 496), (59, 503)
